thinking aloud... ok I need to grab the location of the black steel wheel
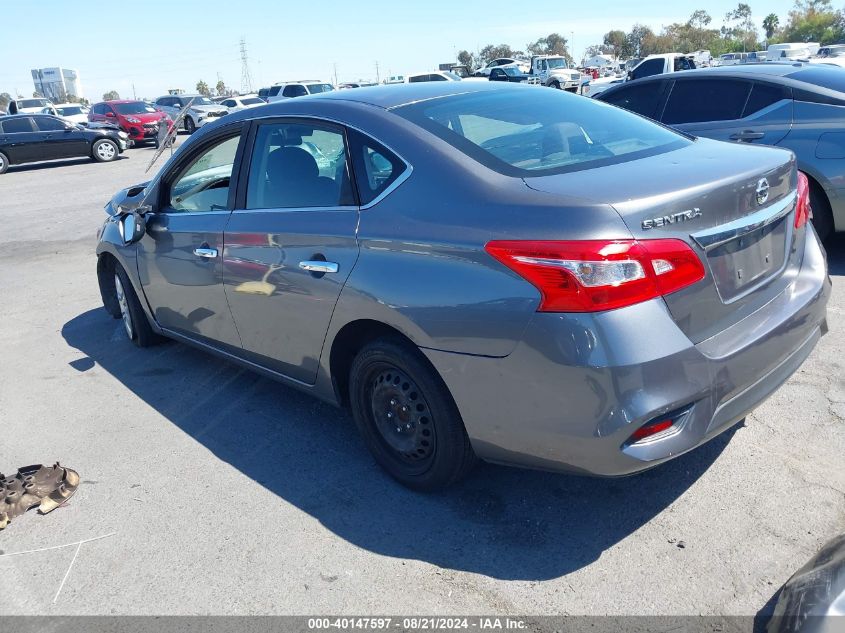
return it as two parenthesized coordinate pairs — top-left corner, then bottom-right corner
(349, 338), (476, 491)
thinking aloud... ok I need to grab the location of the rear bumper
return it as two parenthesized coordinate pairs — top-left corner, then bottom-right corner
(423, 226), (830, 476)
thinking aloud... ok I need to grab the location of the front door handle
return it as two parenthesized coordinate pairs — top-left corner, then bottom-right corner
(193, 247), (218, 258)
(299, 260), (339, 274)
(729, 130), (765, 141)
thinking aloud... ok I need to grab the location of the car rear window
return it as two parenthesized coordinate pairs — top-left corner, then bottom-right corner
(394, 88), (688, 177)
(787, 67), (845, 93)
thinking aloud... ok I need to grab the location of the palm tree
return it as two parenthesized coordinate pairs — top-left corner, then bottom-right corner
(763, 13), (780, 41)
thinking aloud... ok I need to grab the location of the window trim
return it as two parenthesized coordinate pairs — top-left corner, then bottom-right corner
(158, 122), (249, 215)
(233, 115), (412, 211)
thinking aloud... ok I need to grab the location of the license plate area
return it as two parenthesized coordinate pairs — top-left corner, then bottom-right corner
(706, 216), (788, 302)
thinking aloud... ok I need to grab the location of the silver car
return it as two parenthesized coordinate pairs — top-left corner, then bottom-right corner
(153, 94), (228, 134)
(96, 83), (830, 490)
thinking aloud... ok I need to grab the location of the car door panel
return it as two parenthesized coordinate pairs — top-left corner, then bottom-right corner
(136, 128), (245, 348)
(1, 118), (40, 162)
(222, 119), (359, 384)
(223, 211), (359, 383)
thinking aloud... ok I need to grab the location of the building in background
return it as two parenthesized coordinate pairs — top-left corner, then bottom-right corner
(31, 68), (84, 101)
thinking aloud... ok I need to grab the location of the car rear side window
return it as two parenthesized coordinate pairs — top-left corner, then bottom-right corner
(395, 88), (687, 177)
(743, 82), (790, 117)
(662, 79), (750, 124)
(245, 122), (354, 209)
(630, 58), (664, 81)
(34, 117), (67, 131)
(1, 117), (35, 133)
(349, 131), (406, 205)
(599, 82), (664, 119)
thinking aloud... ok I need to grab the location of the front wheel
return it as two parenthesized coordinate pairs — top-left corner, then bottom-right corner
(551, 80), (561, 89)
(113, 264), (162, 348)
(0, 150), (8, 174)
(92, 139), (118, 162)
(349, 339), (476, 491)
(184, 116), (196, 134)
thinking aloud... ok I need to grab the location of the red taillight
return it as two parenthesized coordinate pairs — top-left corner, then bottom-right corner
(484, 239), (705, 312)
(629, 418), (674, 443)
(795, 171), (812, 229)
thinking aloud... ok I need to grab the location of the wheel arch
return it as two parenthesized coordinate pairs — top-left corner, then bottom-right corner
(328, 319), (421, 407)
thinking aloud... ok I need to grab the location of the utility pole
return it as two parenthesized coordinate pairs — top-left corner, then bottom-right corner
(374, 61), (380, 83)
(132, 83), (137, 100)
(333, 62), (338, 87)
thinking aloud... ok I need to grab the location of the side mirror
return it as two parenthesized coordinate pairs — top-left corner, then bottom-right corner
(105, 111), (115, 117)
(119, 211), (146, 245)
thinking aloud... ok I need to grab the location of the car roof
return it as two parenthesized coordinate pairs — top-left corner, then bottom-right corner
(101, 99), (145, 104)
(316, 80), (514, 109)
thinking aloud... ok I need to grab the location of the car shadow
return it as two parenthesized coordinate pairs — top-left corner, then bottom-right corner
(62, 308), (735, 581)
(7, 156), (129, 173)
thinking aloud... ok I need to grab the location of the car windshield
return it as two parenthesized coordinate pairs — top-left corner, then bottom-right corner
(190, 97), (215, 105)
(788, 67), (845, 93)
(242, 97), (264, 105)
(114, 102), (157, 114)
(306, 84), (335, 94)
(546, 58), (568, 69)
(395, 88), (688, 176)
(19, 99), (49, 108)
(56, 106), (85, 115)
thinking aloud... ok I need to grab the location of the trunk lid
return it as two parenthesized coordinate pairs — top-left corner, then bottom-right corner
(525, 138), (801, 343)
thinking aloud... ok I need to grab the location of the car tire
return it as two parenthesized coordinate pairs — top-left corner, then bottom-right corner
(92, 139), (119, 163)
(0, 151), (8, 174)
(349, 338), (477, 491)
(809, 183), (833, 242)
(551, 81), (561, 89)
(113, 264), (162, 348)
(184, 117), (196, 134)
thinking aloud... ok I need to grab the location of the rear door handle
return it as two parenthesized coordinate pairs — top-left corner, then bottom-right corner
(730, 130), (765, 141)
(193, 247), (218, 258)
(299, 260), (339, 273)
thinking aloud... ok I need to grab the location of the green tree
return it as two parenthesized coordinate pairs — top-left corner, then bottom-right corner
(626, 24), (656, 57)
(602, 30), (627, 59)
(102, 90), (120, 101)
(477, 44), (522, 66)
(781, 0), (845, 43)
(763, 13), (781, 39)
(215, 80), (227, 96)
(525, 33), (570, 60)
(724, 3), (758, 51)
(457, 49), (475, 69)
(196, 80), (211, 97)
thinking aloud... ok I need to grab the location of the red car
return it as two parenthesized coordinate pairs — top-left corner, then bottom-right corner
(88, 100), (173, 147)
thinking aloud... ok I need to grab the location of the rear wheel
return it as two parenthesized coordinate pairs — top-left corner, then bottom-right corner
(113, 264), (162, 348)
(92, 139), (118, 163)
(0, 151), (8, 174)
(809, 182), (833, 242)
(349, 339), (476, 491)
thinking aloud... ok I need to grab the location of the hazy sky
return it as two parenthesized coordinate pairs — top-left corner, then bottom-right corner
(0, 0), (798, 101)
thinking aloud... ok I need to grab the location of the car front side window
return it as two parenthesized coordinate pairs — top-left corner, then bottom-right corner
(166, 134), (242, 213)
(245, 121), (353, 210)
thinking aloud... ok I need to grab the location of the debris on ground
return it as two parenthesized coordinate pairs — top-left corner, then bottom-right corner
(0, 463), (80, 529)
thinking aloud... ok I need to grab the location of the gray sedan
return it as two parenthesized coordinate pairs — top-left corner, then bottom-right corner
(96, 83), (829, 490)
(596, 62), (845, 240)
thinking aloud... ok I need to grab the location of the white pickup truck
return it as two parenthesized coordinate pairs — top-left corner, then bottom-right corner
(587, 53), (696, 98)
(525, 55), (581, 92)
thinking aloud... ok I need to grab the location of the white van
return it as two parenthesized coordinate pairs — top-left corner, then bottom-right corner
(767, 42), (820, 61)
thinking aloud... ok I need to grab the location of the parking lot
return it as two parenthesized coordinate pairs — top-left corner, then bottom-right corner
(0, 147), (843, 616)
